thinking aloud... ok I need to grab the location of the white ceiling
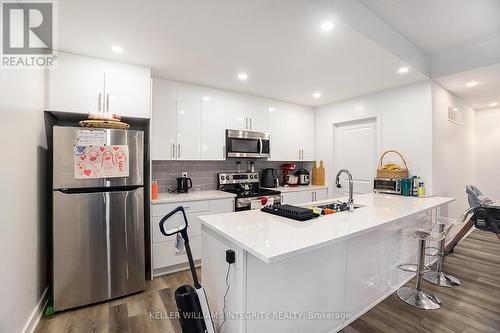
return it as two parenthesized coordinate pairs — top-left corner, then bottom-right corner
(436, 63), (500, 110)
(56, 0), (427, 107)
(358, 0), (500, 110)
(358, 0), (500, 57)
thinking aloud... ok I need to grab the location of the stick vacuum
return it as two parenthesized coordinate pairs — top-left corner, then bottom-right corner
(159, 206), (216, 333)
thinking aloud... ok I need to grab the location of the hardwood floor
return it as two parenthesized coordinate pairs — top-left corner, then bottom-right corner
(35, 230), (500, 333)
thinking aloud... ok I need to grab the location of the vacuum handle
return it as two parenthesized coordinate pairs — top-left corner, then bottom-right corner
(159, 206), (189, 237)
(158, 206), (201, 288)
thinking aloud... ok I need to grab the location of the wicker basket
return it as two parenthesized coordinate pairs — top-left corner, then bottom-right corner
(376, 150), (409, 180)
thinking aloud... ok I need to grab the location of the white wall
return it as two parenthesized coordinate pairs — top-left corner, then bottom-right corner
(475, 107), (500, 199)
(431, 83), (476, 219)
(0, 70), (47, 333)
(315, 81), (433, 196)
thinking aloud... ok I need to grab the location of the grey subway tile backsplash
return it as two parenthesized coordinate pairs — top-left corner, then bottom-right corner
(152, 160), (312, 192)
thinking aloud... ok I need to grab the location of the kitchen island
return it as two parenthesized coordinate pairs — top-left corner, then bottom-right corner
(199, 193), (454, 333)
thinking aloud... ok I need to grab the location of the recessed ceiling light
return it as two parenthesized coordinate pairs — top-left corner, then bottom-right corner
(237, 72), (248, 81)
(489, 102), (498, 107)
(202, 96), (211, 102)
(320, 21), (334, 32)
(111, 45), (124, 53)
(466, 81), (478, 87)
(268, 107), (275, 112)
(398, 66), (409, 74)
(312, 92), (322, 98)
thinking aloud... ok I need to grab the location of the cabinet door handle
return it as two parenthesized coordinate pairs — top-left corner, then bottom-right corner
(245, 117), (248, 129)
(172, 144), (175, 158)
(178, 144), (181, 158)
(98, 93), (102, 112)
(106, 93), (110, 112)
(250, 118), (252, 130)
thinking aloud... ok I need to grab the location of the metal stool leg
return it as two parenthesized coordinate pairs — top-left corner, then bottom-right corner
(397, 238), (441, 309)
(424, 224), (461, 287)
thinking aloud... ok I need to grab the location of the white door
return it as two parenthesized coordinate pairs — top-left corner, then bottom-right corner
(177, 85), (201, 160)
(200, 90), (226, 160)
(105, 62), (151, 118)
(335, 119), (377, 195)
(46, 52), (105, 114)
(151, 79), (177, 160)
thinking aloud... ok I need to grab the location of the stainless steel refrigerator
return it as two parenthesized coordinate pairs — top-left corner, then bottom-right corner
(52, 126), (145, 311)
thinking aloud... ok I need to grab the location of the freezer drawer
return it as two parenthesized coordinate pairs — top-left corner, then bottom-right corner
(53, 187), (145, 311)
(53, 126), (144, 189)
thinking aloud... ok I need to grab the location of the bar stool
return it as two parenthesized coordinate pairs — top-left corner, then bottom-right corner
(424, 217), (461, 287)
(397, 227), (441, 310)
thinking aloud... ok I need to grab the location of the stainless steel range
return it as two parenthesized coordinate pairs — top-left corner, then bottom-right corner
(218, 172), (281, 211)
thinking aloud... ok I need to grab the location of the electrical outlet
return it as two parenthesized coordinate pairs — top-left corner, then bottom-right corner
(182, 172), (187, 178)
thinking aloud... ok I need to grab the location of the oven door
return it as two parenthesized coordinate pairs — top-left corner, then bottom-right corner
(226, 129), (270, 158)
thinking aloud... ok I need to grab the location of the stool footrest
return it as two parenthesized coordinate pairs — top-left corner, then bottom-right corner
(425, 246), (440, 257)
(397, 264), (430, 273)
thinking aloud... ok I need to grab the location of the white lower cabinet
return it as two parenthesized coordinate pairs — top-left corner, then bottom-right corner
(152, 198), (234, 275)
(281, 188), (328, 204)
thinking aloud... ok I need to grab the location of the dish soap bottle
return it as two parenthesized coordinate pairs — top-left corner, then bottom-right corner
(418, 181), (425, 197)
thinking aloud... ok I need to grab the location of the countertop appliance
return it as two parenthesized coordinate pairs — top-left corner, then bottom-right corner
(226, 129), (270, 158)
(52, 126), (145, 311)
(218, 172), (281, 211)
(261, 168), (279, 188)
(176, 177), (193, 193)
(373, 178), (402, 195)
(296, 168), (310, 185)
(282, 163), (297, 186)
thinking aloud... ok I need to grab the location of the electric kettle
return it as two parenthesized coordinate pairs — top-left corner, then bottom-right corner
(176, 177), (193, 193)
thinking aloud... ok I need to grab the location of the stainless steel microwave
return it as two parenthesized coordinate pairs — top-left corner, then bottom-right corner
(373, 178), (402, 195)
(226, 129), (270, 158)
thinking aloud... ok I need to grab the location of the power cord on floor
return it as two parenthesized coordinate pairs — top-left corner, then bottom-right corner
(217, 262), (232, 333)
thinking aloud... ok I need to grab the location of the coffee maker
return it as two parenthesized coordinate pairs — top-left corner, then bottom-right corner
(281, 163), (297, 186)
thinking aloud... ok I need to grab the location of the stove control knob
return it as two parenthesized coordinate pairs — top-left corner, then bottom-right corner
(254, 175), (258, 179)
(220, 176), (224, 181)
(225, 176), (230, 180)
(249, 175), (253, 179)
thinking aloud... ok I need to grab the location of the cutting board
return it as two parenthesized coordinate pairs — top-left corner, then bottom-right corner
(312, 160), (326, 186)
(311, 161), (318, 185)
(317, 160), (326, 186)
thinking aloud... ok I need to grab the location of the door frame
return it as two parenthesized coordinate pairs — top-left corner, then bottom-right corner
(331, 114), (382, 193)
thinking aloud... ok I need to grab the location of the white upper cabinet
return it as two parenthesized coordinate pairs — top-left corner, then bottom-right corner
(177, 85), (201, 160)
(151, 78), (314, 162)
(200, 90), (226, 160)
(286, 105), (315, 161)
(151, 79), (177, 160)
(104, 62), (151, 118)
(46, 52), (151, 118)
(46, 53), (105, 114)
(226, 94), (268, 132)
(151, 79), (227, 161)
(267, 102), (287, 161)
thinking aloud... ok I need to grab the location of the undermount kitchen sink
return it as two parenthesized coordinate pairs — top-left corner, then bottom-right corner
(316, 202), (364, 212)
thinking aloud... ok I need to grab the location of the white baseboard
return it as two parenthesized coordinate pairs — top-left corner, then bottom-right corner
(22, 287), (49, 333)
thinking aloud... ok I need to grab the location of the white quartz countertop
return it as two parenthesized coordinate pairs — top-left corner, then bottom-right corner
(199, 193), (454, 264)
(152, 190), (236, 204)
(262, 185), (328, 193)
